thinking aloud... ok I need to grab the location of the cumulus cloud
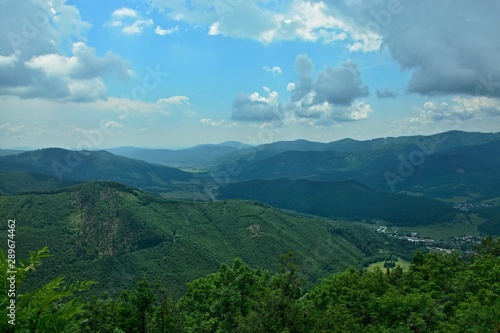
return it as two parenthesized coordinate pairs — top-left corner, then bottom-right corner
(287, 54), (370, 124)
(146, 0), (375, 48)
(231, 87), (283, 122)
(231, 55), (371, 126)
(289, 55), (368, 113)
(410, 96), (500, 124)
(313, 60), (368, 105)
(147, 0), (500, 99)
(323, 0), (500, 97)
(106, 7), (153, 35)
(19, 42), (131, 102)
(0, 0), (132, 102)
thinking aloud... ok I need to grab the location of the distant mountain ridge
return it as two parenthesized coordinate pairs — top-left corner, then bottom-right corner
(0, 148), (193, 192)
(215, 131), (500, 200)
(107, 141), (252, 167)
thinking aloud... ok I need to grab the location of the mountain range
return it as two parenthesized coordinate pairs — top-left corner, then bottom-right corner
(0, 148), (193, 194)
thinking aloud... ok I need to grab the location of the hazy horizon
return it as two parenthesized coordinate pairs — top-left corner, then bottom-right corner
(2, 128), (499, 151)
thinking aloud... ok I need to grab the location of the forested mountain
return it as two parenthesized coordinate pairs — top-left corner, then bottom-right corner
(0, 170), (81, 195)
(219, 179), (454, 225)
(214, 132), (500, 200)
(0, 181), (420, 296)
(0, 148), (193, 192)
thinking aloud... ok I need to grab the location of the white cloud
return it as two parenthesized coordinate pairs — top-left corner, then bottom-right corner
(208, 22), (220, 36)
(146, 0), (376, 49)
(156, 96), (194, 115)
(200, 118), (238, 128)
(25, 53), (78, 77)
(0, 52), (19, 67)
(16, 42), (132, 102)
(410, 96), (500, 124)
(231, 55), (371, 126)
(157, 96), (189, 104)
(232, 87), (283, 122)
(0, 1), (131, 103)
(122, 19), (154, 35)
(263, 65), (282, 75)
(106, 7), (153, 35)
(154, 25), (179, 36)
(112, 7), (138, 18)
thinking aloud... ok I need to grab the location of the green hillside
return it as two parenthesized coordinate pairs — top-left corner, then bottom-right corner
(0, 181), (420, 295)
(0, 148), (194, 193)
(219, 179), (454, 226)
(0, 170), (81, 195)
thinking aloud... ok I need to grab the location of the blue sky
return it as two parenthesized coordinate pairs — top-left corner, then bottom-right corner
(1, 0), (499, 149)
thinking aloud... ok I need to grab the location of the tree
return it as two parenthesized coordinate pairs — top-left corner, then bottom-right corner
(0, 247), (94, 332)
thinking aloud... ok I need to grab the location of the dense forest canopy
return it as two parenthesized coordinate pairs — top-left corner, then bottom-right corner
(1, 238), (499, 332)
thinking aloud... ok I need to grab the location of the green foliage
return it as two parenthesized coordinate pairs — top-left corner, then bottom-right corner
(3, 239), (500, 333)
(81, 239), (500, 332)
(304, 239), (500, 332)
(0, 247), (94, 332)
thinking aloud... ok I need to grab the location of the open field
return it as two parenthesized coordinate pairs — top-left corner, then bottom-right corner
(399, 219), (478, 240)
(368, 258), (411, 272)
